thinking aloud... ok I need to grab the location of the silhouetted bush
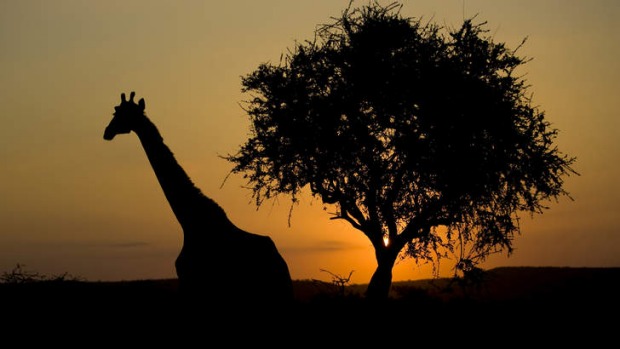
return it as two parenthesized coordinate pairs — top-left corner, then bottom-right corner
(0, 263), (82, 284)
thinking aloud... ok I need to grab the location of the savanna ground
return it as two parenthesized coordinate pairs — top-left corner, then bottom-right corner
(1, 266), (617, 345)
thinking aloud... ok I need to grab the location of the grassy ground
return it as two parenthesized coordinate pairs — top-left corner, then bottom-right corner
(1, 266), (617, 345)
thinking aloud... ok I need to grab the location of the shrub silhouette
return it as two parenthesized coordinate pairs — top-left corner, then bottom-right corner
(0, 263), (82, 284)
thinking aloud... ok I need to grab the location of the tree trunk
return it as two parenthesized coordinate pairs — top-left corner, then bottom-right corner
(365, 247), (398, 301)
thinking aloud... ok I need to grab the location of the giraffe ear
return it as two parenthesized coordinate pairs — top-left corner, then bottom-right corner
(139, 98), (146, 111)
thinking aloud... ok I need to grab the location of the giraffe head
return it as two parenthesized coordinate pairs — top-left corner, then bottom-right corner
(104, 91), (146, 140)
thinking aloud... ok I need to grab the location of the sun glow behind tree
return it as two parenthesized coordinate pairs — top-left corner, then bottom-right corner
(225, 1), (577, 301)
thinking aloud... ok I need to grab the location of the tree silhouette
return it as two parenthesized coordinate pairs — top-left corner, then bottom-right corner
(224, 1), (577, 301)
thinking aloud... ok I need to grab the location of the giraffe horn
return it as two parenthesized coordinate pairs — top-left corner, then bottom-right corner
(121, 93), (126, 103)
(130, 91), (136, 102)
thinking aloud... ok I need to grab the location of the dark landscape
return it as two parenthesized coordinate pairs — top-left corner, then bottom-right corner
(1, 266), (617, 344)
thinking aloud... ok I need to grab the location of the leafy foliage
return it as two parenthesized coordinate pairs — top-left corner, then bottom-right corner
(224, 1), (577, 299)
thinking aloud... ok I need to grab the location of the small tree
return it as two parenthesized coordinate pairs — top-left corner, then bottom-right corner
(320, 269), (355, 298)
(224, 1), (577, 301)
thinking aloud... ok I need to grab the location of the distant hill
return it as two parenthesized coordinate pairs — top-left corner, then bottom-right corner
(390, 266), (620, 302)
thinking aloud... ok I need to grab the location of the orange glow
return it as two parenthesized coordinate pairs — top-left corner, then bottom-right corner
(0, 1), (618, 284)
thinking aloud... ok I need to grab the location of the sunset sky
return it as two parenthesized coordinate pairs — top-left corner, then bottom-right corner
(1, 0), (618, 285)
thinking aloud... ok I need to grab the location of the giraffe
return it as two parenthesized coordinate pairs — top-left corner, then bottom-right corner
(103, 91), (294, 308)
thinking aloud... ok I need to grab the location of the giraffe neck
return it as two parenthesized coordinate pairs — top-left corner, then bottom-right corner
(133, 115), (228, 232)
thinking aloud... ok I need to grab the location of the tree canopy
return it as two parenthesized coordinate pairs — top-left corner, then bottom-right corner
(224, 1), (577, 301)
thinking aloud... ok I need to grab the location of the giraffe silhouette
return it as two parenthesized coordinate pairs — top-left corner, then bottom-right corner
(103, 92), (294, 308)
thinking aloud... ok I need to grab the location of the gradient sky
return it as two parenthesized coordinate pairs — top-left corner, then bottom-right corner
(1, 0), (618, 284)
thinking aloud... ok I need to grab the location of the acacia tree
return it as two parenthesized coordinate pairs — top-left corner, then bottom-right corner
(224, 1), (577, 301)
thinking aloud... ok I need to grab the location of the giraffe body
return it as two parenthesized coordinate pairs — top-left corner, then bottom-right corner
(104, 92), (293, 306)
